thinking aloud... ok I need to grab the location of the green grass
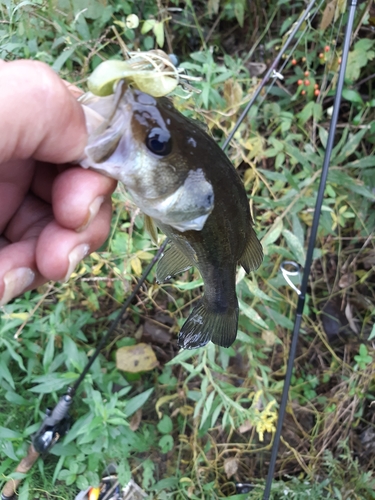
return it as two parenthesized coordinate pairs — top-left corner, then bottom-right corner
(1, 0), (375, 499)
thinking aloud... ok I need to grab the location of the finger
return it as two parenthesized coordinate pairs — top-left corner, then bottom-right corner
(0, 236), (50, 306)
(35, 197), (112, 281)
(0, 194), (53, 305)
(51, 166), (117, 231)
(0, 158), (35, 233)
(0, 197), (112, 306)
(63, 80), (84, 99)
(4, 193), (53, 243)
(0, 60), (87, 164)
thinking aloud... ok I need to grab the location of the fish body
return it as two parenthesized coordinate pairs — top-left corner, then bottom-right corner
(79, 83), (263, 349)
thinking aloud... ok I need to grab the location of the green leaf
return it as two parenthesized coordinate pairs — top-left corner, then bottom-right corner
(334, 128), (368, 164)
(0, 353), (15, 389)
(297, 101), (314, 125)
(313, 103), (323, 122)
(153, 21), (164, 47)
(244, 279), (276, 302)
(200, 390), (215, 429)
(282, 229), (306, 266)
(157, 415), (173, 434)
(238, 299), (268, 329)
(43, 333), (55, 371)
(125, 388), (154, 417)
(262, 218), (283, 248)
(0, 426), (22, 439)
(76, 475), (89, 490)
(342, 88), (364, 106)
(211, 401), (223, 428)
(234, 0), (245, 27)
(319, 126), (328, 149)
(158, 434), (174, 453)
(141, 19), (156, 34)
(368, 324), (375, 341)
(52, 47), (75, 72)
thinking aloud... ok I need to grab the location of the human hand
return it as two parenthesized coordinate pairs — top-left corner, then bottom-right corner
(0, 60), (117, 306)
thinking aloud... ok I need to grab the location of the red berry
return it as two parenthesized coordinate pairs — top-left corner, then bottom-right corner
(304, 70), (310, 77)
(314, 83), (319, 89)
(319, 53), (324, 59)
(301, 90), (306, 95)
(298, 79), (303, 85)
(292, 59), (297, 65)
(304, 79), (310, 86)
(314, 89), (320, 96)
(324, 45), (330, 52)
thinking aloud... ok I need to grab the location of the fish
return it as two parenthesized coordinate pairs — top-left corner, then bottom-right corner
(79, 81), (263, 349)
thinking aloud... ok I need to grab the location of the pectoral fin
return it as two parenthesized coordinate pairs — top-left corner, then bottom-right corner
(239, 226), (263, 273)
(144, 215), (158, 245)
(156, 243), (192, 283)
(178, 301), (238, 349)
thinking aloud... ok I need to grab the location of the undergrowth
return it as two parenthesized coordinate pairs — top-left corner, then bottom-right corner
(0, 0), (375, 499)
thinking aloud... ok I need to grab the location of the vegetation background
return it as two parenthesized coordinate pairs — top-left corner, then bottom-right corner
(0, 0), (375, 498)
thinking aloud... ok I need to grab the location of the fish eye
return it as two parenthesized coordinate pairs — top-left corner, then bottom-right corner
(146, 127), (172, 156)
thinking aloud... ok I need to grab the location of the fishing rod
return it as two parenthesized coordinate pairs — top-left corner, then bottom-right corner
(1, 239), (167, 500)
(1, 1), (362, 496)
(261, 1), (361, 498)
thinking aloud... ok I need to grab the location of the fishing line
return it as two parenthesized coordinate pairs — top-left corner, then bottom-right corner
(223, 0), (327, 157)
(262, 1), (360, 498)
(222, 0), (320, 151)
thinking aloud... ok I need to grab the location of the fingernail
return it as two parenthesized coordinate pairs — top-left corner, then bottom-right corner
(0, 267), (35, 306)
(64, 243), (90, 282)
(76, 196), (105, 233)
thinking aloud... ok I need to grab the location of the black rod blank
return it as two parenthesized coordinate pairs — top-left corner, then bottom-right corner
(262, 1), (359, 498)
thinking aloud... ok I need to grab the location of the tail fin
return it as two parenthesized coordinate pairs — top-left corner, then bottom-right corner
(178, 301), (238, 349)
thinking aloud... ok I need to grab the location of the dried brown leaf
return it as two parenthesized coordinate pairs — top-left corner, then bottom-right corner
(224, 457), (239, 479)
(320, 0), (336, 31)
(238, 420), (253, 434)
(129, 409), (142, 431)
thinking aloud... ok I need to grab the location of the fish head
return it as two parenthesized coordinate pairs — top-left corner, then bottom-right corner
(80, 84), (214, 232)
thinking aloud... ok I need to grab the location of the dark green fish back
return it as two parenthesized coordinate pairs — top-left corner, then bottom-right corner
(154, 99), (263, 349)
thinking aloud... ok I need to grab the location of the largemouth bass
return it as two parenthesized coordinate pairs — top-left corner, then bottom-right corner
(79, 82), (263, 349)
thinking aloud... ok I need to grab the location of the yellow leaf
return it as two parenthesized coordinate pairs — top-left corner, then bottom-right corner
(136, 251), (154, 260)
(92, 263), (104, 275)
(130, 256), (142, 275)
(179, 405), (194, 417)
(155, 393), (179, 418)
(7, 312), (29, 321)
(116, 343), (159, 373)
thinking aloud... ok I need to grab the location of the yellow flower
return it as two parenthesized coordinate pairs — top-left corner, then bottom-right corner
(251, 392), (278, 442)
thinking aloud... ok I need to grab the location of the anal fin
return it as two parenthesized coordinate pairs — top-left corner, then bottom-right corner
(240, 226), (263, 273)
(156, 243), (192, 284)
(178, 301), (238, 349)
